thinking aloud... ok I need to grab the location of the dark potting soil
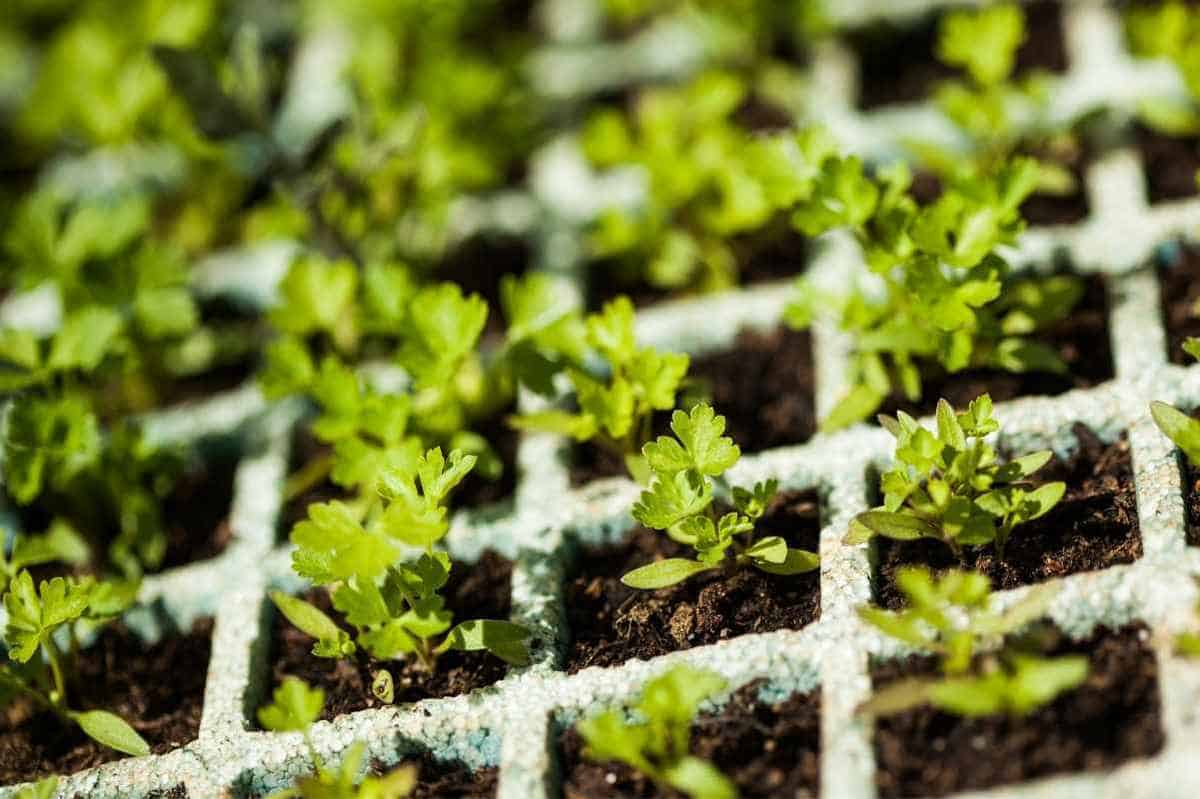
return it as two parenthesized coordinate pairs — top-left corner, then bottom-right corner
(403, 752), (499, 799)
(563, 491), (821, 673)
(873, 424), (1140, 609)
(0, 619), (212, 785)
(568, 325), (817, 486)
(156, 445), (240, 571)
(268, 551), (514, 720)
(684, 326), (817, 454)
(436, 232), (531, 340)
(1017, 137), (1092, 226)
(876, 274), (1113, 420)
(152, 297), (264, 409)
(1135, 123), (1200, 204)
(1157, 243), (1200, 364)
(587, 220), (810, 311)
(872, 625), (1163, 798)
(850, 1), (1067, 110)
(559, 680), (820, 798)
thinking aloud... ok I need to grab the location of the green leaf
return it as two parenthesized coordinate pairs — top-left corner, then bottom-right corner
(507, 410), (597, 441)
(928, 674), (1007, 716)
(46, 306), (124, 373)
(663, 755), (738, 799)
(134, 287), (198, 340)
(4, 572), (93, 662)
(416, 447), (477, 506)
(754, 548), (820, 575)
(621, 558), (716, 589)
(257, 676), (325, 733)
(627, 348), (690, 411)
(70, 710), (150, 757)
(270, 591), (355, 658)
(857, 677), (934, 716)
(1151, 401), (1200, 465)
(271, 257), (358, 339)
(436, 619), (531, 665)
(587, 296), (637, 367)
(1007, 655), (1088, 714)
(633, 470), (713, 530)
(644, 405), (740, 477)
(258, 336), (316, 400)
(853, 510), (939, 542)
(994, 450), (1053, 482)
(936, 399), (966, 451)
(1019, 481), (1066, 522)
(291, 501), (400, 583)
(13, 776), (58, 799)
(744, 535), (787, 565)
(937, 4), (1024, 86)
(821, 384), (886, 432)
(859, 607), (932, 647)
(732, 479), (778, 520)
(397, 283), (488, 389)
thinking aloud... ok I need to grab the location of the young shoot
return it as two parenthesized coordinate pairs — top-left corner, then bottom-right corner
(846, 395), (1065, 559)
(1, 567), (146, 758)
(1124, 1), (1200, 138)
(510, 296), (689, 481)
(1150, 337), (1200, 468)
(271, 447), (530, 680)
(859, 567), (1088, 717)
(258, 677), (417, 798)
(621, 404), (819, 589)
(576, 665), (736, 799)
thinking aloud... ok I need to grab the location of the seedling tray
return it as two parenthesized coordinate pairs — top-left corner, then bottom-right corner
(5, 1), (1200, 797)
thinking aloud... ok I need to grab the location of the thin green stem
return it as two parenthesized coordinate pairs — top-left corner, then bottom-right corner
(42, 637), (68, 708)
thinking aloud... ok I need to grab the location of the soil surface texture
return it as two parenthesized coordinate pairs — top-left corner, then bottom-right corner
(269, 551), (514, 720)
(559, 679), (820, 798)
(874, 424), (1140, 609)
(564, 491), (821, 672)
(851, 1), (1066, 109)
(0, 619), (213, 785)
(876, 274), (1113, 420)
(873, 625), (1163, 797)
(1158, 243), (1200, 364)
(1136, 124), (1200, 205)
(157, 445), (240, 571)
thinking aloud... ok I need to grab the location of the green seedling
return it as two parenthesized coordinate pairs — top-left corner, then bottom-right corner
(859, 567), (1088, 717)
(847, 395), (1065, 559)
(621, 404), (818, 589)
(576, 665), (737, 799)
(258, 677), (417, 798)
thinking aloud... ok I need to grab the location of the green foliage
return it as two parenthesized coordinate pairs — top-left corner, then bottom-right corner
(13, 777), (58, 799)
(859, 567), (1088, 717)
(259, 677), (417, 798)
(847, 395), (1064, 558)
(576, 665), (737, 799)
(510, 296), (689, 479)
(621, 404), (818, 589)
(276, 446), (530, 673)
(1125, 1), (1200, 135)
(1, 569), (146, 757)
(783, 135), (1081, 429)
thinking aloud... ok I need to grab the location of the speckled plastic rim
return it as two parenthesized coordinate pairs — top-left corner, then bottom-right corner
(6, 1), (1200, 796)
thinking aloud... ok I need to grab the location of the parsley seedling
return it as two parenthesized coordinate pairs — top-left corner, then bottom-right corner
(860, 567), (1088, 717)
(576, 665), (736, 799)
(847, 395), (1065, 559)
(1, 564), (147, 758)
(1150, 337), (1200, 470)
(1125, 1), (1200, 138)
(258, 677), (417, 798)
(272, 446), (530, 678)
(621, 403), (818, 589)
(510, 295), (689, 481)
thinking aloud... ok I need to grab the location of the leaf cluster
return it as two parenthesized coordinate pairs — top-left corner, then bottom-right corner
(258, 677), (417, 799)
(510, 295), (688, 480)
(1125, 1), (1200, 136)
(783, 135), (1082, 429)
(576, 665), (737, 799)
(273, 447), (530, 673)
(1, 567), (146, 758)
(847, 395), (1064, 559)
(621, 404), (818, 589)
(859, 567), (1088, 717)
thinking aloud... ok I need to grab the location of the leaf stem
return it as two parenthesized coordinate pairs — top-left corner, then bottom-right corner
(284, 454), (335, 503)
